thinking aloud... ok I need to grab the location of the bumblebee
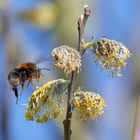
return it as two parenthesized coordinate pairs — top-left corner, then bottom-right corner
(8, 62), (50, 104)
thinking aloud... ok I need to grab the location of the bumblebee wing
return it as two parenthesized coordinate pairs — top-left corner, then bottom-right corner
(34, 56), (50, 65)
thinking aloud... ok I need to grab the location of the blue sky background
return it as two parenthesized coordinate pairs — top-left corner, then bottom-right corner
(0, 0), (139, 140)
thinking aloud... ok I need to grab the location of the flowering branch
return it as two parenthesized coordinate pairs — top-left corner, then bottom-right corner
(63, 5), (91, 140)
(12, 3), (131, 140)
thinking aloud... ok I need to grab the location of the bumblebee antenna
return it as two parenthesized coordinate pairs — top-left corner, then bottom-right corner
(40, 68), (51, 71)
(40, 67), (56, 71)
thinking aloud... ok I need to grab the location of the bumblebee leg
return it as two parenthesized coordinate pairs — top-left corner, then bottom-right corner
(16, 97), (18, 104)
(27, 80), (31, 87)
(27, 77), (34, 86)
(36, 72), (40, 82)
(21, 83), (24, 90)
(30, 78), (34, 85)
(13, 88), (18, 104)
(36, 77), (39, 82)
(20, 83), (24, 96)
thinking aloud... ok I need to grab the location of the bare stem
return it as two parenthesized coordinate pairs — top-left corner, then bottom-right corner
(78, 5), (91, 52)
(132, 80), (140, 140)
(63, 5), (91, 140)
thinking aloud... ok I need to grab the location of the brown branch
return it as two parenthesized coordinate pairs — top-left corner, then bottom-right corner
(63, 5), (91, 140)
(132, 78), (140, 140)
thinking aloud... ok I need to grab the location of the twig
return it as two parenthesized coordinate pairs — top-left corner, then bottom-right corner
(78, 5), (91, 52)
(132, 79), (140, 140)
(63, 5), (91, 140)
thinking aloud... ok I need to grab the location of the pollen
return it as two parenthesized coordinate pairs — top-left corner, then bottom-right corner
(72, 91), (106, 122)
(92, 38), (132, 76)
(51, 45), (81, 75)
(25, 79), (69, 123)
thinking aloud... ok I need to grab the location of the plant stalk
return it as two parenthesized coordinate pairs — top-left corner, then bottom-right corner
(63, 5), (91, 140)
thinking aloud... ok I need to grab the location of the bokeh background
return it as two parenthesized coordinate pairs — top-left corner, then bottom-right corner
(0, 0), (139, 140)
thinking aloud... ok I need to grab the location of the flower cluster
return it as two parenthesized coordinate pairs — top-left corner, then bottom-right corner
(25, 79), (69, 123)
(51, 45), (81, 75)
(72, 91), (106, 122)
(92, 38), (131, 76)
